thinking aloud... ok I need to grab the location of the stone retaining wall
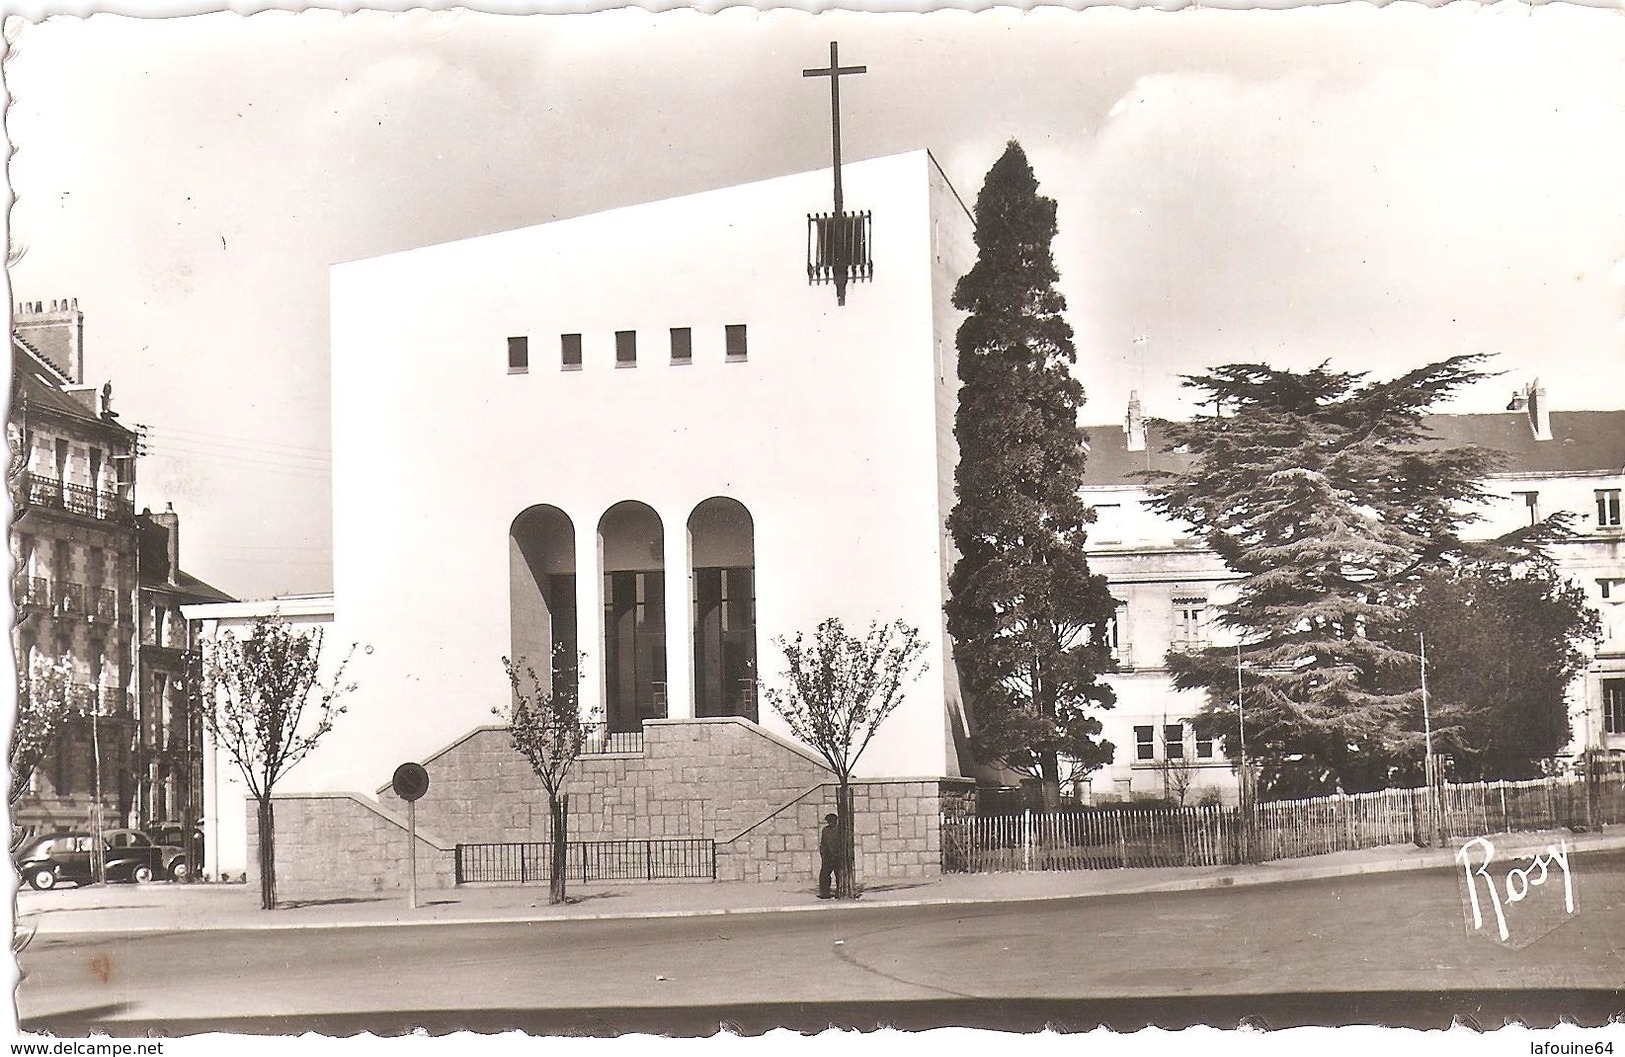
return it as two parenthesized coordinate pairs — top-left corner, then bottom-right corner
(248, 793), (455, 902)
(374, 718), (974, 885)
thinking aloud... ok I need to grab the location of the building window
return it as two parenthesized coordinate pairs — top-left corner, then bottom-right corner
(561, 333), (583, 370)
(1599, 579), (1625, 602)
(55, 438), (70, 483)
(1513, 491), (1540, 527)
(725, 324), (747, 362)
(1597, 490), (1622, 528)
(1163, 723), (1185, 761)
(615, 330), (637, 367)
(1135, 725), (1154, 762)
(670, 327), (692, 365)
(507, 336), (528, 374)
(1606, 680), (1625, 736)
(1195, 731), (1214, 759)
(1173, 598), (1208, 649)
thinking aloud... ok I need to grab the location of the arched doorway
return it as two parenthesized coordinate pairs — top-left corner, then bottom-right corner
(688, 497), (757, 721)
(509, 505), (578, 696)
(598, 501), (667, 734)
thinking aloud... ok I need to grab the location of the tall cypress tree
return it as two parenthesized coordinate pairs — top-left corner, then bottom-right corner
(946, 141), (1118, 808)
(1145, 357), (1503, 797)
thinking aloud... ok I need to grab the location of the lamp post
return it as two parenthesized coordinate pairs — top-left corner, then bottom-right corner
(1236, 643), (1255, 863)
(1420, 632), (1444, 846)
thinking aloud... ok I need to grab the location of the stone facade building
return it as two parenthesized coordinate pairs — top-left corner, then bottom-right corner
(10, 299), (141, 835)
(134, 506), (232, 833)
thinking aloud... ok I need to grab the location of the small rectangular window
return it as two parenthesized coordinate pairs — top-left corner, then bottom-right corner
(616, 330), (637, 367)
(1195, 732), (1214, 759)
(561, 333), (583, 371)
(1163, 723), (1185, 761)
(725, 324), (748, 361)
(1597, 490), (1622, 528)
(1134, 725), (1155, 762)
(670, 327), (692, 365)
(507, 336), (529, 374)
(1601, 579), (1625, 601)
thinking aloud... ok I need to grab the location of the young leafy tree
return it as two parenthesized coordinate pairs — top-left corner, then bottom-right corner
(946, 139), (1119, 808)
(1398, 559), (1600, 782)
(1144, 356), (1508, 797)
(765, 618), (927, 899)
(199, 616), (358, 909)
(497, 650), (589, 906)
(10, 652), (75, 810)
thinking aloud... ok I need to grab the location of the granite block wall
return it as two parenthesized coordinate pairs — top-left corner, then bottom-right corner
(281, 717), (975, 894)
(248, 792), (455, 902)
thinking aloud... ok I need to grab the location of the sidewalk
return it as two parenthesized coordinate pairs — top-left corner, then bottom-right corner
(17, 827), (1625, 937)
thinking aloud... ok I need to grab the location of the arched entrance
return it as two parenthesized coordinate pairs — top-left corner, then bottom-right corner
(688, 497), (757, 721)
(598, 501), (667, 734)
(509, 505), (578, 696)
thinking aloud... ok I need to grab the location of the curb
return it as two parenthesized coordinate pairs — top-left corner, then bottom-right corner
(23, 830), (1625, 937)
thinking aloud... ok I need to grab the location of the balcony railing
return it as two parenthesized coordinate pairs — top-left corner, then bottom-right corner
(54, 581), (84, 616)
(20, 576), (50, 608)
(24, 472), (134, 521)
(90, 587), (118, 622)
(98, 686), (130, 716)
(579, 724), (645, 756)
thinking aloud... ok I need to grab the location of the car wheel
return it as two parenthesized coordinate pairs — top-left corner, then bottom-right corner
(28, 868), (56, 891)
(131, 864), (154, 884)
(170, 860), (189, 883)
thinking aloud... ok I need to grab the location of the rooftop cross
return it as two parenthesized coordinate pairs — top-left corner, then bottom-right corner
(802, 41), (866, 220)
(803, 42), (869, 306)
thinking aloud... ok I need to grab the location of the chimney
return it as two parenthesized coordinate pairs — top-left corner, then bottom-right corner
(15, 297), (86, 383)
(1125, 390), (1146, 452)
(153, 504), (181, 585)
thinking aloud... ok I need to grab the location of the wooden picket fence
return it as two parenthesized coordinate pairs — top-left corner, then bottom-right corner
(943, 773), (1625, 874)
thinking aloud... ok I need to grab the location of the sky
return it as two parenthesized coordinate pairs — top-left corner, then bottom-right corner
(8, 4), (1625, 600)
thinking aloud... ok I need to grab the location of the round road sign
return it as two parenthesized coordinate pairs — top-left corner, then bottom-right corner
(392, 762), (430, 802)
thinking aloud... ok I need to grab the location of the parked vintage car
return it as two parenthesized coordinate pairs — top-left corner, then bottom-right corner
(141, 822), (204, 867)
(14, 828), (190, 890)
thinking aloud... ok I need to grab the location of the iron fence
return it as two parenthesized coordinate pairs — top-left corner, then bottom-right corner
(455, 838), (715, 885)
(944, 774), (1625, 874)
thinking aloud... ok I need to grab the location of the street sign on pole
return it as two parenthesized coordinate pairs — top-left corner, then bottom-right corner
(391, 762), (430, 910)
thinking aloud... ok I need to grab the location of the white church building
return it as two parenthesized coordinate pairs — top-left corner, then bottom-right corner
(195, 151), (986, 892)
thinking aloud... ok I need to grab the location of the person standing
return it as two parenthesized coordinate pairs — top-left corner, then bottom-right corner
(818, 812), (840, 898)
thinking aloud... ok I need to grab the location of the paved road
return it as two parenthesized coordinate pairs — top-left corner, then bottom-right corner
(18, 852), (1625, 1035)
